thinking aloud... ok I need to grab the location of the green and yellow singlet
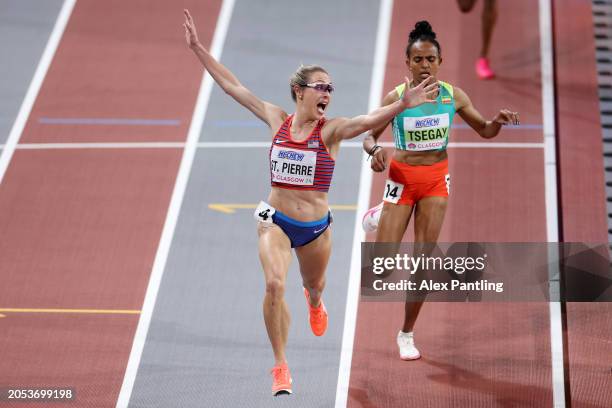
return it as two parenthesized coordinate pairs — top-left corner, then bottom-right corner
(392, 81), (456, 151)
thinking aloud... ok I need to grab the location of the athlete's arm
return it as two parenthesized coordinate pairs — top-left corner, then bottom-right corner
(454, 86), (519, 139)
(183, 9), (284, 128)
(329, 76), (437, 143)
(362, 90), (398, 172)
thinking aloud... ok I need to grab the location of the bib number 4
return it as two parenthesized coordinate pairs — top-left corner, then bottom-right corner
(258, 209), (271, 221)
(254, 201), (276, 224)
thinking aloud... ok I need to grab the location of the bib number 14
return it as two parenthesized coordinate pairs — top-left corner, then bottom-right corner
(383, 179), (404, 204)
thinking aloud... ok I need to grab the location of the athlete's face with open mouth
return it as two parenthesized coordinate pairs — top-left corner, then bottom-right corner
(301, 71), (333, 119)
(407, 40), (441, 85)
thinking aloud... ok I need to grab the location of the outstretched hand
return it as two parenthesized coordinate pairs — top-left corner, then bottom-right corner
(493, 109), (520, 126)
(183, 9), (200, 49)
(401, 76), (438, 109)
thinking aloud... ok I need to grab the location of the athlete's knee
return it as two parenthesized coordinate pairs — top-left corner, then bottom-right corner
(457, 0), (476, 13)
(483, 0), (496, 10)
(266, 276), (285, 299)
(303, 278), (325, 293)
(483, 0), (497, 19)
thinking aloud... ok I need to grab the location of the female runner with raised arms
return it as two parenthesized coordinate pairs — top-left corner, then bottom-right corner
(183, 10), (437, 396)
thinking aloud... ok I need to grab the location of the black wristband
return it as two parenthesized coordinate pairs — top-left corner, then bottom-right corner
(367, 144), (380, 155)
(367, 145), (382, 160)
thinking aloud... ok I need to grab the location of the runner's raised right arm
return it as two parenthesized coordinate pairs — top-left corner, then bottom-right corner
(183, 9), (284, 128)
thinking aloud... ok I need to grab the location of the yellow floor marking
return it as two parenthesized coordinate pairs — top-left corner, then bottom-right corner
(209, 203), (357, 214)
(208, 203), (256, 214)
(329, 205), (358, 211)
(0, 308), (140, 315)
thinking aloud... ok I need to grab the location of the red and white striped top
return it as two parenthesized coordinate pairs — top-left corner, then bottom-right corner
(269, 114), (335, 192)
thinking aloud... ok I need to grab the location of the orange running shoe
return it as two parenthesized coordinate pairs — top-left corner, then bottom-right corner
(270, 362), (292, 396)
(303, 287), (328, 336)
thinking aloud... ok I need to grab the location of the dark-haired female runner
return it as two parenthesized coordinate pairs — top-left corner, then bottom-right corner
(362, 20), (518, 360)
(183, 10), (438, 395)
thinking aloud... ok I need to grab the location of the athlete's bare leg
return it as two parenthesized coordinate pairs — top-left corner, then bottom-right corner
(375, 202), (414, 242)
(258, 223), (292, 366)
(456, 0), (477, 13)
(373, 203), (414, 282)
(296, 228), (331, 307)
(457, 0), (497, 59)
(481, 0), (497, 58)
(402, 196), (448, 332)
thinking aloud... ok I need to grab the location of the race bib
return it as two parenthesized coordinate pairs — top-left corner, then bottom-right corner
(254, 201), (276, 223)
(402, 113), (449, 151)
(270, 146), (316, 185)
(383, 179), (404, 204)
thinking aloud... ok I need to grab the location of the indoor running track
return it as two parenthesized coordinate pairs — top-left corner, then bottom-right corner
(0, 0), (609, 407)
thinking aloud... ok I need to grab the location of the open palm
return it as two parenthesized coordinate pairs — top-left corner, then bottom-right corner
(183, 9), (199, 48)
(402, 76), (438, 108)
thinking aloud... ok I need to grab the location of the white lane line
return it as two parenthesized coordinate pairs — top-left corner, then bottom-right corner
(447, 142), (544, 148)
(196, 141), (545, 149)
(38, 117), (181, 126)
(539, 0), (566, 406)
(15, 142), (185, 149)
(0, 0), (77, 184)
(1, 141), (545, 149)
(198, 141), (272, 148)
(334, 0), (394, 406)
(114, 0), (236, 406)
